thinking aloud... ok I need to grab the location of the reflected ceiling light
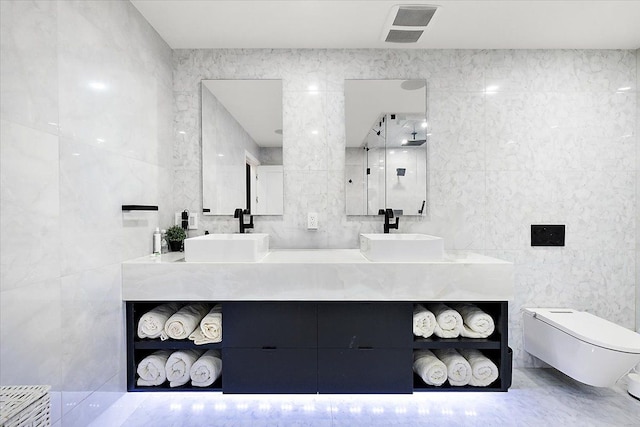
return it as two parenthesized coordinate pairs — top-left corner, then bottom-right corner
(88, 81), (107, 91)
(401, 139), (408, 145)
(178, 130), (186, 134)
(485, 85), (499, 94)
(218, 153), (224, 157)
(72, 152), (80, 156)
(311, 130), (319, 135)
(96, 138), (105, 142)
(617, 86), (631, 91)
(47, 122), (58, 126)
(421, 121), (428, 128)
(308, 84), (319, 91)
(400, 79), (426, 90)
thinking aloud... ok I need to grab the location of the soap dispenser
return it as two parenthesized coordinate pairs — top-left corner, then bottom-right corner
(160, 229), (168, 254)
(153, 227), (161, 255)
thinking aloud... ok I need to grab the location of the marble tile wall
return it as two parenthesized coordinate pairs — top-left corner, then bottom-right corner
(0, 0), (172, 425)
(172, 49), (638, 367)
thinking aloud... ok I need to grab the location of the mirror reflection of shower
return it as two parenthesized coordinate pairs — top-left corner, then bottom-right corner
(345, 79), (427, 216)
(346, 112), (427, 215)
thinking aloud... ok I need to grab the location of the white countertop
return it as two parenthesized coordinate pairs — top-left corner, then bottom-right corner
(122, 249), (513, 302)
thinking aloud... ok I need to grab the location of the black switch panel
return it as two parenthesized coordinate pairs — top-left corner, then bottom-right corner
(531, 225), (565, 246)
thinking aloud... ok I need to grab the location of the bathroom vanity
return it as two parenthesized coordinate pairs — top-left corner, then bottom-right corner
(122, 249), (513, 393)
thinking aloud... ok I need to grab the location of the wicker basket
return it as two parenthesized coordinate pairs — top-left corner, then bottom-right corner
(0, 386), (51, 427)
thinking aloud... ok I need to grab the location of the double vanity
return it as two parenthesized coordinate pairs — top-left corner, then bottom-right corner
(123, 233), (514, 393)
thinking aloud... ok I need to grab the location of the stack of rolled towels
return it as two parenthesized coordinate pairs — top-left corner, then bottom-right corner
(412, 303), (495, 339)
(136, 349), (223, 387)
(412, 348), (498, 387)
(137, 303), (223, 344)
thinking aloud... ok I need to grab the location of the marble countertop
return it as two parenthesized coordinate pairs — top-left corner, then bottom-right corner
(122, 249), (513, 301)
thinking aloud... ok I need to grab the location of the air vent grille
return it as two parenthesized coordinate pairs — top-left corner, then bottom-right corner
(385, 30), (424, 44)
(382, 5), (438, 44)
(393, 7), (437, 27)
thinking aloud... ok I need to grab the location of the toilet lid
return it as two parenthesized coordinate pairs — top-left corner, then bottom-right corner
(527, 308), (640, 354)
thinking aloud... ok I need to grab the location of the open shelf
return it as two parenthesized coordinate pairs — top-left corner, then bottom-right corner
(134, 340), (223, 350)
(413, 337), (500, 350)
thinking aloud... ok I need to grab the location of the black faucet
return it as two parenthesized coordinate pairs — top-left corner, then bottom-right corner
(378, 208), (399, 234)
(233, 208), (254, 233)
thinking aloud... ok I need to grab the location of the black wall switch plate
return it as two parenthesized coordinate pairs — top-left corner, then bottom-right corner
(531, 225), (565, 246)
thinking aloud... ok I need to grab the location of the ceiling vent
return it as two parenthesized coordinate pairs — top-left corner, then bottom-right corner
(382, 5), (438, 44)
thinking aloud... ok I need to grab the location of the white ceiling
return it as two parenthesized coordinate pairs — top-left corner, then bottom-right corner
(131, 0), (640, 49)
(203, 80), (283, 147)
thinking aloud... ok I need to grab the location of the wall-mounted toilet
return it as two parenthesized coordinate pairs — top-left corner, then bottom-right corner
(523, 308), (640, 387)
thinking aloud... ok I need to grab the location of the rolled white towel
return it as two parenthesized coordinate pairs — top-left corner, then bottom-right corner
(190, 349), (223, 387)
(165, 349), (204, 387)
(459, 348), (499, 387)
(452, 304), (495, 339)
(426, 303), (463, 338)
(162, 303), (210, 340)
(434, 348), (471, 386)
(136, 350), (172, 386)
(137, 303), (182, 339)
(413, 349), (447, 386)
(189, 304), (222, 344)
(413, 304), (436, 338)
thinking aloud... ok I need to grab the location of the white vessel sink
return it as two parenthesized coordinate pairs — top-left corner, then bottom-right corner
(359, 233), (444, 262)
(184, 233), (269, 262)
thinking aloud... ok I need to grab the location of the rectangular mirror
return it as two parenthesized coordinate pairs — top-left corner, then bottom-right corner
(345, 80), (427, 216)
(202, 80), (283, 216)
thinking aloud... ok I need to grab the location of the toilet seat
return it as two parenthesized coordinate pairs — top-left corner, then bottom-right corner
(525, 308), (640, 354)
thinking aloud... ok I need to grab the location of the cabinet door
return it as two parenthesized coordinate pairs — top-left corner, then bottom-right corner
(223, 348), (317, 393)
(318, 303), (412, 348)
(224, 302), (317, 348)
(318, 348), (413, 393)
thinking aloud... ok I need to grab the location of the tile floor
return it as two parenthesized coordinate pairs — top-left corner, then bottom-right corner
(56, 369), (639, 426)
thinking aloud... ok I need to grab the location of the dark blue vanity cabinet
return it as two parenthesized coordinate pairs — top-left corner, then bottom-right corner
(317, 303), (413, 393)
(223, 302), (318, 393)
(126, 301), (511, 393)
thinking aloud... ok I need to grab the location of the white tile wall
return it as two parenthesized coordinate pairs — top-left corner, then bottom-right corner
(0, 1), (172, 425)
(172, 48), (638, 366)
(636, 47), (639, 332)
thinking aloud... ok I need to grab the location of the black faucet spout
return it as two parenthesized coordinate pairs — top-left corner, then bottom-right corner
(379, 208), (399, 233)
(234, 208), (254, 233)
